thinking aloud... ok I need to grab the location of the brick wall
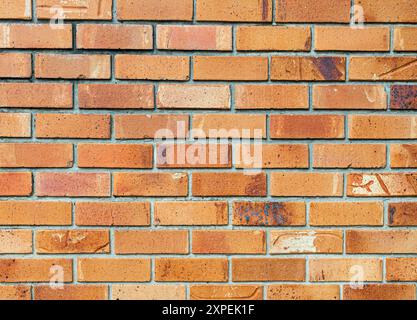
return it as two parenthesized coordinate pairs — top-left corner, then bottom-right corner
(0, 0), (417, 300)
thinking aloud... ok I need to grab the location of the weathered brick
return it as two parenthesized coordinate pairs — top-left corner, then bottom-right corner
(390, 85), (417, 110)
(0, 172), (32, 196)
(78, 258), (151, 282)
(115, 55), (190, 80)
(78, 144), (152, 168)
(271, 173), (343, 197)
(190, 286), (263, 300)
(313, 144), (386, 168)
(196, 0), (272, 22)
(154, 201), (228, 226)
(113, 172), (188, 197)
(235, 85), (309, 110)
(192, 230), (265, 254)
(232, 202), (306, 226)
(270, 115), (345, 139)
(34, 285), (108, 300)
(157, 25), (232, 51)
(0, 83), (72, 108)
(115, 230), (189, 254)
(76, 202), (150, 226)
(350, 57), (417, 80)
(0, 113), (31, 137)
(343, 284), (416, 300)
(77, 24), (152, 49)
(118, 0), (193, 21)
(0, 286), (31, 300)
(79, 84), (153, 110)
(36, 230), (110, 254)
(0, 0), (31, 19)
(36, 114), (110, 139)
(387, 258), (417, 281)
(310, 202), (384, 226)
(155, 258), (228, 282)
(355, 0), (417, 22)
(112, 285), (186, 300)
(391, 144), (417, 168)
(271, 56), (346, 81)
(0, 230), (32, 254)
(232, 259), (305, 282)
(389, 202), (417, 226)
(194, 56), (268, 81)
(0, 53), (31, 78)
(36, 172), (110, 197)
(268, 285), (340, 300)
(193, 172), (266, 197)
(394, 27), (417, 51)
(0, 143), (73, 168)
(236, 26), (311, 51)
(313, 85), (387, 110)
(37, 0), (112, 20)
(270, 230), (343, 254)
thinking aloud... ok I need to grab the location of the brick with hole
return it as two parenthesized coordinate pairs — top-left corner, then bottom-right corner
(0, 0), (31, 19)
(190, 285), (263, 300)
(117, 0), (193, 21)
(0, 113), (31, 137)
(268, 285), (340, 300)
(0, 53), (31, 78)
(0, 172), (32, 196)
(389, 202), (417, 226)
(34, 285), (108, 300)
(343, 284), (416, 300)
(112, 285), (186, 300)
(0, 230), (32, 254)
(37, 0), (112, 20)
(0, 286), (31, 300)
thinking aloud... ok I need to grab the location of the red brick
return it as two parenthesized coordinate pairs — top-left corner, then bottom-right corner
(37, 0), (112, 20)
(0, 0), (32, 19)
(0, 83), (72, 108)
(391, 85), (417, 110)
(36, 172), (110, 197)
(355, 0), (417, 22)
(0, 53), (31, 78)
(0, 113), (31, 137)
(118, 0), (193, 21)
(34, 285), (108, 300)
(0, 172), (32, 196)
(190, 285), (263, 300)
(343, 284), (416, 300)
(389, 202), (417, 226)
(112, 285), (186, 300)
(0, 230), (32, 254)
(391, 144), (417, 168)
(0, 286), (31, 300)
(157, 25), (232, 51)
(268, 285), (340, 300)
(113, 172), (188, 197)
(387, 258), (417, 281)
(394, 27), (417, 51)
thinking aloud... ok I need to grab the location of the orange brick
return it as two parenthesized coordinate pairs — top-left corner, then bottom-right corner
(115, 114), (189, 140)
(36, 172), (110, 197)
(157, 25), (232, 51)
(79, 84), (154, 110)
(276, 0), (350, 22)
(0, 83), (72, 108)
(355, 0), (417, 22)
(0, 230), (32, 254)
(37, 0), (112, 20)
(0, 286), (31, 300)
(389, 202), (417, 226)
(196, 0), (272, 22)
(78, 144), (152, 168)
(313, 85), (387, 110)
(391, 85), (417, 110)
(387, 258), (417, 281)
(0, 201), (72, 226)
(313, 144), (386, 168)
(270, 115), (344, 139)
(155, 258), (228, 282)
(0, 113), (31, 137)
(76, 202), (150, 226)
(310, 202), (384, 226)
(0, 0), (31, 19)
(192, 230), (265, 254)
(268, 285), (340, 300)
(233, 202), (306, 226)
(270, 230), (343, 254)
(77, 24), (152, 49)
(113, 172), (188, 197)
(394, 27), (417, 51)
(0, 172), (32, 196)
(118, 0), (193, 21)
(154, 201), (228, 226)
(193, 172), (266, 197)
(35, 54), (110, 79)
(0, 259), (72, 282)
(157, 144), (231, 168)
(347, 173), (417, 197)
(271, 173), (343, 197)
(391, 144), (417, 168)
(234, 144), (309, 169)
(349, 115), (417, 139)
(115, 230), (189, 254)
(157, 84), (230, 109)
(0, 143), (73, 168)
(309, 258), (382, 282)
(115, 55), (189, 80)
(232, 258), (305, 282)
(78, 258), (151, 282)
(0, 53), (31, 78)
(271, 56), (346, 81)
(315, 27), (390, 51)
(192, 114), (266, 138)
(36, 114), (110, 139)
(235, 85), (309, 110)
(236, 26), (311, 51)
(350, 57), (417, 80)
(0, 24), (72, 49)
(36, 230), (109, 254)
(190, 285), (263, 300)
(194, 56), (268, 81)
(347, 230), (417, 253)
(343, 284), (416, 300)
(34, 285), (108, 300)
(112, 285), (186, 300)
